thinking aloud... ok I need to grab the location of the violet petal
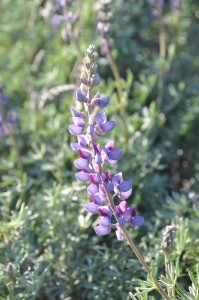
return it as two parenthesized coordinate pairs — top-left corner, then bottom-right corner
(96, 111), (106, 125)
(107, 149), (122, 160)
(118, 180), (132, 192)
(75, 171), (90, 182)
(71, 108), (86, 119)
(84, 202), (99, 213)
(119, 189), (132, 200)
(74, 158), (89, 169)
(130, 216), (144, 227)
(94, 225), (111, 236)
(87, 183), (98, 195)
(99, 216), (111, 227)
(76, 88), (87, 102)
(68, 125), (83, 135)
(78, 148), (92, 159)
(100, 121), (115, 133)
(97, 96), (109, 108)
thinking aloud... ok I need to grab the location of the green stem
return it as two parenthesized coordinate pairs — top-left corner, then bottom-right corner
(102, 179), (170, 300)
(164, 253), (175, 299)
(89, 133), (170, 300)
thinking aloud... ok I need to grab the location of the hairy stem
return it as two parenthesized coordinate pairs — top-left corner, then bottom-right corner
(164, 253), (175, 299)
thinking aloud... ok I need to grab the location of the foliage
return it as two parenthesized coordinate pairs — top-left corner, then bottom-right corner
(0, 0), (198, 299)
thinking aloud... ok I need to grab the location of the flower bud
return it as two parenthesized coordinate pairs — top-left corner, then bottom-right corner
(161, 225), (175, 254)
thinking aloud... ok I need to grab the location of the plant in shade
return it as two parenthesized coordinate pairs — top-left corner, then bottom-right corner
(68, 45), (170, 299)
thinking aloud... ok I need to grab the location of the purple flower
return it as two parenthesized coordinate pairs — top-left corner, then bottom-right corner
(0, 88), (19, 137)
(68, 45), (144, 240)
(95, 111), (115, 134)
(115, 201), (144, 233)
(0, 87), (9, 103)
(94, 206), (112, 236)
(52, 14), (64, 26)
(102, 139), (122, 165)
(112, 172), (133, 200)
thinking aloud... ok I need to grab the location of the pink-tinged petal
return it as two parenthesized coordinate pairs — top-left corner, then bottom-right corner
(75, 171), (90, 182)
(102, 171), (111, 182)
(104, 139), (114, 150)
(87, 183), (98, 195)
(84, 202), (99, 213)
(68, 125), (83, 135)
(99, 184), (106, 198)
(118, 180), (132, 192)
(97, 96), (109, 108)
(96, 111), (106, 125)
(99, 216), (111, 227)
(72, 117), (85, 128)
(124, 207), (136, 221)
(112, 172), (123, 187)
(117, 200), (127, 214)
(71, 109), (86, 119)
(130, 216), (144, 227)
(119, 189), (132, 200)
(94, 225), (111, 236)
(98, 206), (112, 217)
(100, 121), (115, 133)
(107, 149), (122, 160)
(74, 158), (89, 169)
(93, 144), (100, 154)
(76, 88), (87, 102)
(90, 173), (100, 184)
(78, 148), (92, 159)
(92, 193), (104, 206)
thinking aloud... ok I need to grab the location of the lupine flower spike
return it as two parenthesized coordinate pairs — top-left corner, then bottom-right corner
(69, 45), (144, 240)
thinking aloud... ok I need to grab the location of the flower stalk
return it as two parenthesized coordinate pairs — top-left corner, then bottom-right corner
(68, 45), (170, 299)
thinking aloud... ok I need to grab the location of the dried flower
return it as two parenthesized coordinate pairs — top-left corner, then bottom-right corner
(68, 45), (144, 240)
(161, 225), (175, 254)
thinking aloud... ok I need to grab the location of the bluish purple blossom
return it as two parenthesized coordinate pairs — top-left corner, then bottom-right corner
(68, 45), (144, 240)
(0, 87), (19, 137)
(52, 0), (80, 43)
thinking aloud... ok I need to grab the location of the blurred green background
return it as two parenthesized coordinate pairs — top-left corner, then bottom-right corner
(0, 0), (199, 299)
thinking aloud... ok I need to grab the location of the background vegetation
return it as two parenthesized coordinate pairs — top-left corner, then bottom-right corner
(0, 0), (198, 299)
